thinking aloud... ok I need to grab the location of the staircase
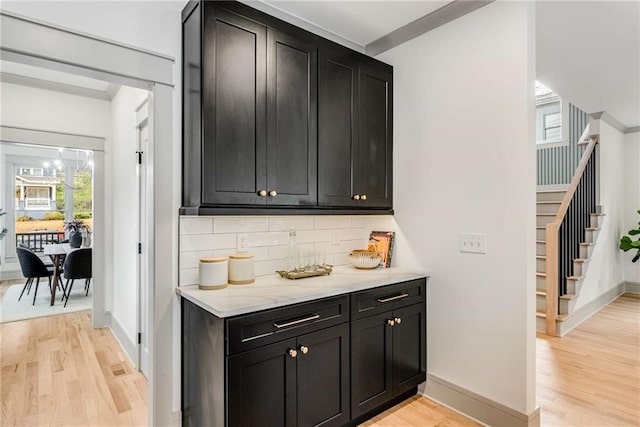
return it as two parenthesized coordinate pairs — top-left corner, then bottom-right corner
(536, 128), (603, 336)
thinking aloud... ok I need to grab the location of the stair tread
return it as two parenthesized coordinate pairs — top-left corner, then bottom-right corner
(537, 213), (556, 216)
(579, 242), (594, 246)
(556, 314), (569, 322)
(536, 272), (546, 277)
(536, 291), (546, 296)
(585, 227), (601, 231)
(536, 308), (546, 315)
(567, 275), (584, 281)
(536, 201), (561, 205)
(559, 293), (578, 300)
(536, 255), (546, 260)
(574, 258), (589, 263)
(536, 188), (567, 193)
(591, 212), (606, 216)
(536, 240), (546, 244)
(536, 226), (546, 229)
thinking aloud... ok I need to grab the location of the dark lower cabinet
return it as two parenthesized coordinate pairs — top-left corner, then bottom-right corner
(228, 324), (350, 427)
(182, 278), (426, 427)
(351, 303), (426, 419)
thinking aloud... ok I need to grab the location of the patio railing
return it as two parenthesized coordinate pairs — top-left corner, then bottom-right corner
(16, 230), (65, 252)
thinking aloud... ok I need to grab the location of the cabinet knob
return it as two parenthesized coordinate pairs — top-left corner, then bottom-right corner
(387, 319), (395, 327)
(361, 194), (367, 201)
(353, 194), (361, 201)
(269, 190), (277, 197)
(394, 317), (402, 325)
(299, 345), (309, 354)
(258, 190), (267, 197)
(288, 349), (298, 358)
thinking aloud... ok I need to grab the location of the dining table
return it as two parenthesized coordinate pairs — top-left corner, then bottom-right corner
(43, 243), (74, 306)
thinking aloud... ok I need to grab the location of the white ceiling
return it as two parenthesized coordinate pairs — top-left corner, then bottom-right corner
(537, 1), (640, 128)
(262, 1), (450, 46)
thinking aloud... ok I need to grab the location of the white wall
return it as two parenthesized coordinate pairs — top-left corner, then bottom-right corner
(573, 120), (626, 309)
(108, 85), (148, 354)
(378, 1), (537, 417)
(623, 132), (640, 283)
(0, 81), (111, 137)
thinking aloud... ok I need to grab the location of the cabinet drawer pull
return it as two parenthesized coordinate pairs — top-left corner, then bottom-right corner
(394, 317), (402, 324)
(299, 345), (309, 354)
(288, 349), (298, 358)
(376, 293), (409, 303)
(273, 313), (320, 329)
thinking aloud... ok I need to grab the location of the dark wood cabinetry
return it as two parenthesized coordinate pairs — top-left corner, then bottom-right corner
(181, 278), (427, 427)
(351, 281), (426, 419)
(182, 1), (393, 215)
(318, 50), (393, 209)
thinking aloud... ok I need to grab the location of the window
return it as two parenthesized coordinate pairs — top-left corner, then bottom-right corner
(536, 81), (565, 145)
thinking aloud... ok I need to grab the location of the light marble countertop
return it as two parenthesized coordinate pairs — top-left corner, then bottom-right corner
(176, 266), (429, 318)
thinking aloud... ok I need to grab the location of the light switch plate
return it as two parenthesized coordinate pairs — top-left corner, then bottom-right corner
(459, 233), (487, 254)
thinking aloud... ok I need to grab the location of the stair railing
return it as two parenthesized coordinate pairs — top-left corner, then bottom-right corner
(545, 124), (598, 336)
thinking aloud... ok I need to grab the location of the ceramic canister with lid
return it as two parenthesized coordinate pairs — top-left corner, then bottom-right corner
(228, 253), (255, 285)
(199, 257), (228, 290)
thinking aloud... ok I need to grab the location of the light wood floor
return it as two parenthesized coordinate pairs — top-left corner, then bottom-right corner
(0, 310), (147, 426)
(1, 295), (637, 426)
(537, 294), (640, 426)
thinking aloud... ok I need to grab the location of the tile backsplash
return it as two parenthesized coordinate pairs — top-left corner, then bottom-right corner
(179, 215), (398, 286)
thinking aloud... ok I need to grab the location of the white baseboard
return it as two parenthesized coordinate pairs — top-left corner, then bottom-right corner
(558, 282), (625, 337)
(108, 315), (137, 368)
(625, 281), (640, 295)
(423, 374), (540, 427)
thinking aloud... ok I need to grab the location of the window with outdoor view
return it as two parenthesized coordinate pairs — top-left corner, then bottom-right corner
(536, 81), (564, 145)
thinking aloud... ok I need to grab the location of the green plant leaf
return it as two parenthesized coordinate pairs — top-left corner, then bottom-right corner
(629, 229), (640, 236)
(620, 236), (632, 251)
(633, 251), (640, 263)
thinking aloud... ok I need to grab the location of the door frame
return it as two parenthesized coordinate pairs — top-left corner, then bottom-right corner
(0, 11), (177, 426)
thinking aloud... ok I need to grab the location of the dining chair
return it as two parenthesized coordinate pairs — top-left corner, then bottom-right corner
(16, 246), (54, 305)
(61, 248), (92, 307)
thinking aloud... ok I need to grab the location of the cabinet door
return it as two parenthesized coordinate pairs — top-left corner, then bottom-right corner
(228, 338), (297, 427)
(297, 323), (350, 427)
(351, 311), (393, 418)
(202, 5), (267, 205)
(358, 60), (393, 208)
(266, 29), (318, 206)
(318, 48), (361, 207)
(392, 303), (426, 396)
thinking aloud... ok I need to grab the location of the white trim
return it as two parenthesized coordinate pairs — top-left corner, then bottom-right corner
(557, 282), (626, 337)
(424, 374), (540, 427)
(535, 139), (568, 149)
(0, 12), (174, 87)
(1, 71), (112, 100)
(109, 316), (137, 368)
(625, 281), (640, 294)
(0, 10), (175, 61)
(0, 125), (105, 152)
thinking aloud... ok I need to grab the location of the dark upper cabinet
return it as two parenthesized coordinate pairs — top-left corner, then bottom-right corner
(201, 5), (267, 205)
(318, 48), (393, 209)
(182, 1), (392, 214)
(318, 48), (360, 208)
(358, 59), (393, 209)
(267, 29), (318, 206)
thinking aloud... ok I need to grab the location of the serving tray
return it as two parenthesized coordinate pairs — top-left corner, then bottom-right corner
(276, 265), (333, 280)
